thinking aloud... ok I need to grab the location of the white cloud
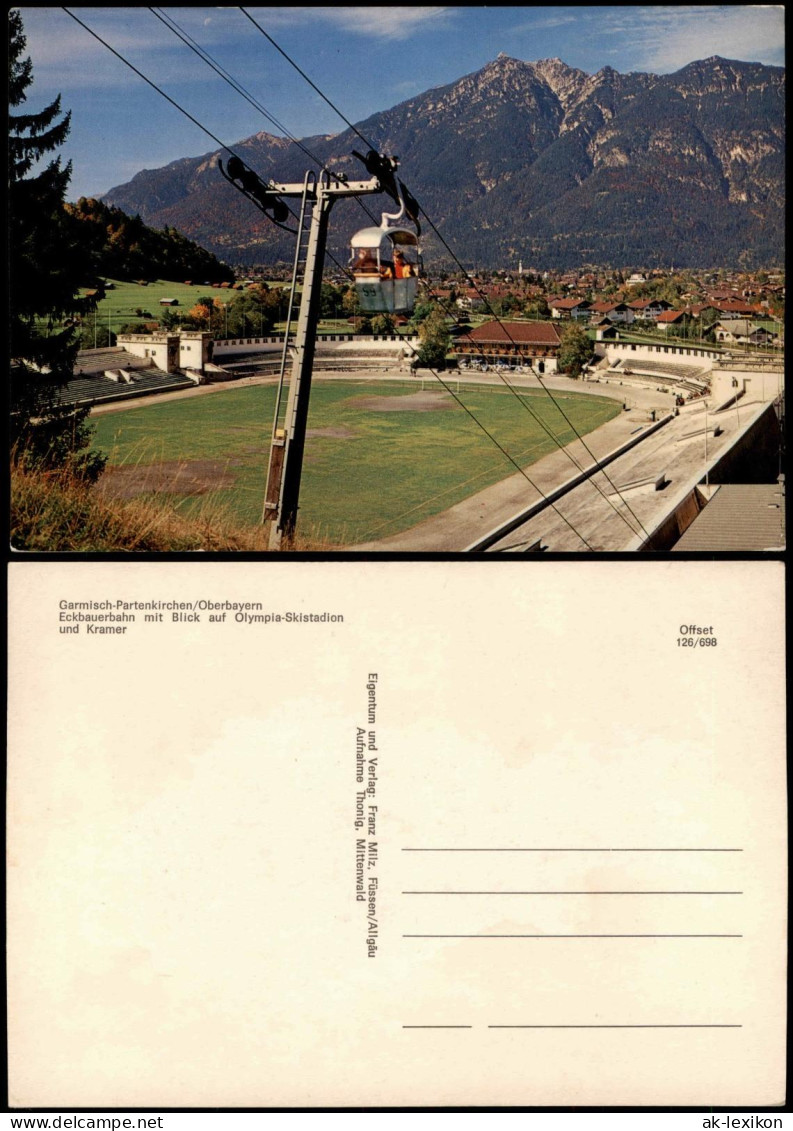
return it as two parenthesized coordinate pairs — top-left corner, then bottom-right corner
(19, 7), (247, 90)
(508, 14), (578, 34)
(392, 79), (423, 95)
(600, 5), (785, 73)
(21, 9), (151, 70)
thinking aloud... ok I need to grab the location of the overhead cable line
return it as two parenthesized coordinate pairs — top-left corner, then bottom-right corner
(63, 8), (235, 159)
(63, 9), (597, 549)
(61, 8), (357, 283)
(239, 7), (376, 153)
(149, 7), (315, 153)
(240, 17), (652, 541)
(149, 7), (384, 233)
(150, 8), (347, 188)
(414, 215), (654, 539)
(395, 343), (596, 550)
(412, 278), (646, 537)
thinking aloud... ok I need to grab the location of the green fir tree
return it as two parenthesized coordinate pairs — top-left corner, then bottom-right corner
(8, 9), (104, 479)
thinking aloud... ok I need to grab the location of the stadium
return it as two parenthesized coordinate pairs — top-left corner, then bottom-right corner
(65, 325), (784, 552)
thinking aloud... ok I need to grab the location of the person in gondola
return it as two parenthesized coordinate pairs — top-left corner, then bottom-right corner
(392, 247), (408, 278)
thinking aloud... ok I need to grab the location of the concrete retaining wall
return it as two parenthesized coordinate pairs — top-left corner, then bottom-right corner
(468, 412), (675, 552)
(212, 334), (418, 357)
(638, 486), (707, 551)
(707, 401), (782, 484)
(596, 341), (721, 369)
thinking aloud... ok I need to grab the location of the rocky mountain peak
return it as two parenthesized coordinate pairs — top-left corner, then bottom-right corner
(479, 53), (524, 73)
(101, 55), (785, 271)
(531, 57), (590, 108)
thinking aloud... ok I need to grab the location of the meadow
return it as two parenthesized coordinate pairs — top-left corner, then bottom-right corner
(80, 278), (225, 336)
(79, 278), (386, 338)
(90, 379), (620, 545)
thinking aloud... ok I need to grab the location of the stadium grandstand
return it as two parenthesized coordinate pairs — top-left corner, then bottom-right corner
(59, 346), (195, 406)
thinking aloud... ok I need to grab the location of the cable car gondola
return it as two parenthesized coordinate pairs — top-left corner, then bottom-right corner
(350, 156), (421, 315)
(350, 226), (420, 314)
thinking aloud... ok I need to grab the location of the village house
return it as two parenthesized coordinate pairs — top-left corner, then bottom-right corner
(687, 303), (720, 322)
(590, 317), (619, 341)
(455, 290), (486, 311)
(654, 310), (691, 334)
(588, 300), (634, 324)
(710, 298), (763, 320)
(629, 298), (674, 322)
(712, 319), (779, 346)
(548, 296), (591, 320)
(704, 288), (740, 302)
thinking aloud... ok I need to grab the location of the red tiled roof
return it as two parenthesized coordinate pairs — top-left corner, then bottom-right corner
(656, 310), (686, 323)
(457, 321), (561, 346)
(713, 300), (756, 313)
(589, 301), (627, 313)
(550, 297), (589, 310)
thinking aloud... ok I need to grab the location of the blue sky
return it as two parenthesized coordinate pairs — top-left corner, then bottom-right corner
(16, 5), (786, 201)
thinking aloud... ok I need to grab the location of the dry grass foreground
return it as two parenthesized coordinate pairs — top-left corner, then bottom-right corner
(9, 463), (336, 552)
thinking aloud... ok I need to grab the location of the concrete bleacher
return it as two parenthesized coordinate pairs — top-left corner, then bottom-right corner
(59, 367), (194, 406)
(213, 340), (408, 376)
(614, 357), (708, 382)
(325, 343), (405, 355)
(72, 346), (152, 376)
(605, 356), (710, 395)
(309, 342), (410, 373)
(57, 336), (413, 405)
(55, 345), (196, 405)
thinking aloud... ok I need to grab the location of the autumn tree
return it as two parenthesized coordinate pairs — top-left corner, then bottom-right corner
(557, 322), (593, 378)
(342, 285), (363, 322)
(184, 297), (217, 330)
(371, 313), (397, 336)
(523, 297), (549, 319)
(415, 307), (451, 368)
(223, 290), (276, 338)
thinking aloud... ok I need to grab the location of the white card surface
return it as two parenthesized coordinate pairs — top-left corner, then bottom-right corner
(7, 561), (786, 1107)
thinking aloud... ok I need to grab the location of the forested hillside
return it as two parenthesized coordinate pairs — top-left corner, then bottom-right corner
(64, 196), (234, 284)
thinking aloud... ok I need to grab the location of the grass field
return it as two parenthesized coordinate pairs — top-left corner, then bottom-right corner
(79, 278), (386, 339)
(90, 379), (620, 544)
(80, 278), (246, 336)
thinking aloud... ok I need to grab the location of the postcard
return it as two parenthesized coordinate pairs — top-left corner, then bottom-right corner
(6, 560), (786, 1107)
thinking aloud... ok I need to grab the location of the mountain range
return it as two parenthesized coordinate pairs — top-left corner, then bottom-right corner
(101, 54), (785, 271)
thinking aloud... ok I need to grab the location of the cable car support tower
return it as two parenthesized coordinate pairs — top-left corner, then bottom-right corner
(219, 152), (412, 549)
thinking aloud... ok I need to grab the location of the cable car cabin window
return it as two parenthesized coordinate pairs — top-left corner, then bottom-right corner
(352, 249), (379, 275)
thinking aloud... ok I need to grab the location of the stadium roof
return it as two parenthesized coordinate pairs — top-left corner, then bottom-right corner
(456, 321), (561, 346)
(673, 483), (785, 551)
